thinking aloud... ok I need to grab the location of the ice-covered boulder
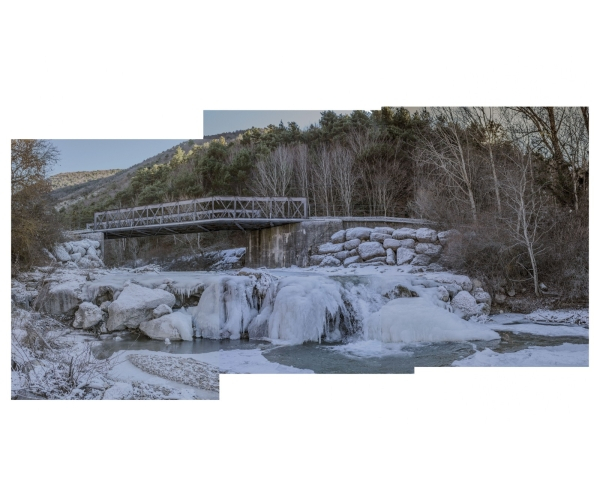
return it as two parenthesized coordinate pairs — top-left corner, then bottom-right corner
(54, 244), (71, 262)
(373, 227), (394, 235)
(73, 302), (104, 329)
(396, 248), (416, 265)
(334, 250), (350, 261)
(436, 286), (450, 302)
(364, 297), (499, 343)
(70, 252), (82, 263)
(331, 230), (346, 244)
(358, 242), (386, 261)
(386, 248), (396, 265)
(318, 242), (345, 255)
(392, 228), (417, 240)
(411, 254), (431, 266)
(450, 291), (482, 320)
(140, 311), (193, 341)
(310, 255), (326, 266)
(343, 255), (362, 267)
(416, 228), (438, 243)
(433, 275), (473, 293)
(106, 283), (176, 332)
(415, 243), (443, 257)
(383, 238), (402, 250)
(35, 278), (83, 316)
(87, 246), (98, 258)
(369, 232), (387, 244)
(346, 227), (372, 241)
(398, 239), (416, 249)
(319, 255), (341, 267)
(343, 238), (361, 251)
(473, 289), (491, 306)
(153, 304), (172, 319)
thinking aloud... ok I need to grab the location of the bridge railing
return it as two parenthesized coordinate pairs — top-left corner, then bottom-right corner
(89, 196), (308, 230)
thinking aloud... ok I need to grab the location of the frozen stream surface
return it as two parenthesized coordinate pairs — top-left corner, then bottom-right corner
(89, 265), (589, 373)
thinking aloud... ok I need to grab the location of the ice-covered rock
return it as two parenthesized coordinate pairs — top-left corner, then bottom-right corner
(411, 254), (431, 266)
(103, 382), (133, 400)
(392, 228), (416, 240)
(73, 302), (104, 329)
(100, 301), (111, 312)
(343, 238), (361, 251)
(369, 232), (387, 244)
(334, 250), (350, 261)
(344, 255), (362, 267)
(358, 242), (386, 260)
(436, 286), (450, 302)
(348, 248), (358, 257)
(433, 275), (473, 292)
(416, 228), (438, 243)
(319, 255), (341, 267)
(309, 255), (326, 266)
(70, 252), (82, 263)
(318, 242), (345, 255)
(87, 246), (98, 258)
(331, 230), (346, 244)
(386, 248), (396, 265)
(140, 311), (193, 341)
(153, 304), (172, 319)
(473, 289), (491, 305)
(36, 277), (84, 316)
(373, 227), (394, 235)
(383, 238), (402, 250)
(415, 243), (443, 257)
(364, 298), (499, 343)
(54, 244), (71, 262)
(107, 283), (176, 331)
(398, 239), (415, 249)
(396, 248), (416, 265)
(450, 290), (482, 320)
(346, 227), (372, 241)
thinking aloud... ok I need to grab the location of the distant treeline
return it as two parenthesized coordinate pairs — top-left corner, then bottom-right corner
(49, 169), (122, 190)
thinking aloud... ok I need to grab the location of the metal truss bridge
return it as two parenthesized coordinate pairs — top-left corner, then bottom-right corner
(87, 197), (308, 239)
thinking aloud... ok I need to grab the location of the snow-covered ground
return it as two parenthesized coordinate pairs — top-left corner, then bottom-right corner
(451, 343), (589, 367)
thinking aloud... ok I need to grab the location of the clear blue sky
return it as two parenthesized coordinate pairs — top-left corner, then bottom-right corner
(48, 111), (358, 175)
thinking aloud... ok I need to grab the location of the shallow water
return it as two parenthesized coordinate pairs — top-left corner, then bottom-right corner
(92, 327), (588, 373)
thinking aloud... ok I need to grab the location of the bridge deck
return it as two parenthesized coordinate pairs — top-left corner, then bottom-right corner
(88, 196), (308, 239)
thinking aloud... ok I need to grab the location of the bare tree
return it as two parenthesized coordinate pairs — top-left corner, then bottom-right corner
(329, 143), (357, 216)
(253, 144), (294, 197)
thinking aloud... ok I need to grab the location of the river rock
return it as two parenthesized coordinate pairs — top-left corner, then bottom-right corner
(73, 302), (104, 329)
(473, 289), (491, 305)
(416, 228), (438, 243)
(318, 242), (345, 255)
(436, 286), (450, 302)
(140, 311), (193, 341)
(386, 248), (396, 265)
(392, 228), (416, 240)
(397, 239), (415, 250)
(358, 241), (386, 260)
(319, 255), (341, 267)
(396, 248), (416, 265)
(450, 290), (487, 319)
(107, 283), (176, 332)
(495, 293), (507, 304)
(415, 243), (443, 257)
(343, 238), (361, 251)
(411, 254), (431, 266)
(346, 227), (372, 241)
(331, 230), (346, 244)
(153, 303), (172, 319)
(370, 232), (387, 243)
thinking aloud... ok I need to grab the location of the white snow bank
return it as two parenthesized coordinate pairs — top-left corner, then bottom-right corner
(452, 343), (588, 367)
(364, 298), (500, 343)
(197, 348), (313, 374)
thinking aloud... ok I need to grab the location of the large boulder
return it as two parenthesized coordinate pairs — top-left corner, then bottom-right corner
(334, 250), (350, 261)
(318, 242), (345, 255)
(386, 248), (396, 265)
(398, 239), (416, 249)
(369, 232), (387, 244)
(153, 304), (172, 319)
(346, 227), (372, 241)
(357, 242), (386, 261)
(343, 238), (361, 251)
(107, 283), (176, 332)
(343, 255), (362, 267)
(70, 252), (82, 263)
(372, 227), (394, 235)
(383, 238), (402, 251)
(411, 254), (432, 266)
(450, 290), (488, 319)
(309, 255), (326, 266)
(392, 228), (417, 240)
(473, 289), (492, 306)
(416, 228), (438, 243)
(139, 311), (194, 341)
(415, 243), (443, 257)
(73, 302), (104, 329)
(319, 255), (341, 267)
(54, 244), (71, 263)
(87, 246), (98, 258)
(396, 248), (416, 265)
(331, 230), (346, 244)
